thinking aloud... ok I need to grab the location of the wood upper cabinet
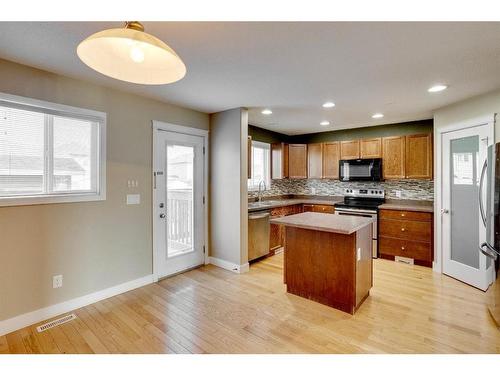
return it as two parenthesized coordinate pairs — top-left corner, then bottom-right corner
(322, 141), (340, 179)
(405, 134), (433, 179)
(360, 138), (382, 158)
(340, 140), (360, 160)
(307, 143), (323, 178)
(382, 136), (405, 179)
(271, 143), (289, 179)
(288, 144), (307, 179)
(247, 136), (252, 179)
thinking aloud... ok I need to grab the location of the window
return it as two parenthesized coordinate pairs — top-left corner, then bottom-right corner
(248, 141), (270, 191)
(0, 92), (106, 206)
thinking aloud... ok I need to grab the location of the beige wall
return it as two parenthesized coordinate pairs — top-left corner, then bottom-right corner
(209, 108), (248, 266)
(434, 88), (500, 141)
(0, 59), (209, 321)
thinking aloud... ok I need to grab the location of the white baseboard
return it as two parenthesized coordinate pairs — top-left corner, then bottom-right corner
(209, 256), (249, 274)
(0, 274), (154, 337)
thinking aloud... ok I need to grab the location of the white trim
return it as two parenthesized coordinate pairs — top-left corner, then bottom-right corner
(0, 92), (107, 120)
(209, 256), (250, 274)
(434, 114), (495, 274)
(0, 274), (153, 336)
(0, 91), (107, 207)
(152, 120), (208, 137)
(152, 120), (209, 282)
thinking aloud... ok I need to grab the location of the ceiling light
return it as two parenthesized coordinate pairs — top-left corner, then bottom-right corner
(322, 102), (335, 108)
(77, 21), (186, 85)
(261, 109), (273, 115)
(428, 84), (448, 93)
(320, 121), (330, 126)
(372, 113), (384, 119)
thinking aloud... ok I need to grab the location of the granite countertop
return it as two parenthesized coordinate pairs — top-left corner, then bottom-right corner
(379, 199), (434, 213)
(248, 196), (343, 212)
(270, 212), (374, 235)
(248, 196), (434, 213)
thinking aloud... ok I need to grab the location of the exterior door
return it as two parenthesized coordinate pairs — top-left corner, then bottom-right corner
(442, 123), (494, 291)
(154, 128), (205, 279)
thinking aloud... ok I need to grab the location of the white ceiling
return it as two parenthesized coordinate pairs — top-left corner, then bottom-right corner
(1, 22), (500, 135)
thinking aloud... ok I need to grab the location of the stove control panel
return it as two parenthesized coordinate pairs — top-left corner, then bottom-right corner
(344, 188), (385, 198)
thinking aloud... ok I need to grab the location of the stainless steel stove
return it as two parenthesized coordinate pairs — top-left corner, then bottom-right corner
(334, 188), (385, 258)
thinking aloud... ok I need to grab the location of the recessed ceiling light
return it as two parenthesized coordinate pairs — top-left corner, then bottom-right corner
(320, 121), (330, 126)
(322, 102), (335, 108)
(372, 113), (384, 119)
(428, 84), (448, 93)
(261, 109), (272, 115)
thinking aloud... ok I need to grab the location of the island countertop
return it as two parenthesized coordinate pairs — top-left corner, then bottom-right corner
(270, 212), (374, 235)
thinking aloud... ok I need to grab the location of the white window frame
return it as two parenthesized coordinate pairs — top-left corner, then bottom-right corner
(0, 92), (106, 207)
(248, 140), (271, 191)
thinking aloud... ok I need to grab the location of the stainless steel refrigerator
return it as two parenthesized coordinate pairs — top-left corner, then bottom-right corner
(480, 143), (500, 274)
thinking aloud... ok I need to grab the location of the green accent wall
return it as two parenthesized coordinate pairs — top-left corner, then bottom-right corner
(249, 119), (433, 144)
(248, 124), (291, 143)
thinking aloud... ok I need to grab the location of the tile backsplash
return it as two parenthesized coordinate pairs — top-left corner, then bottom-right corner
(249, 179), (434, 201)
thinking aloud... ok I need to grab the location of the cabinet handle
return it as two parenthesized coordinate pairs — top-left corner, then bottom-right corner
(401, 246), (405, 250)
(401, 228), (406, 232)
(401, 213), (405, 217)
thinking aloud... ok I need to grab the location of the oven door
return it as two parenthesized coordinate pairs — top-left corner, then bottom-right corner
(339, 159), (382, 181)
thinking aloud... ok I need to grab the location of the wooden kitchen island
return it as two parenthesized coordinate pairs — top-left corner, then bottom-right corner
(270, 212), (374, 314)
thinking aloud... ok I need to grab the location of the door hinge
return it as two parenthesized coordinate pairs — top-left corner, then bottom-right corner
(203, 196), (205, 204)
(203, 245), (206, 254)
(203, 146), (205, 155)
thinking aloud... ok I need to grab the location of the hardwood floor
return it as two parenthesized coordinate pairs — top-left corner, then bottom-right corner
(1, 253), (500, 354)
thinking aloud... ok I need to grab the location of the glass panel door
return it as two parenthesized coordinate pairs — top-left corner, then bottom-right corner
(154, 128), (205, 279)
(442, 123), (494, 291)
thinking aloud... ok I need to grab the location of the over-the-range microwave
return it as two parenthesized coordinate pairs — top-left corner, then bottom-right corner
(339, 158), (382, 181)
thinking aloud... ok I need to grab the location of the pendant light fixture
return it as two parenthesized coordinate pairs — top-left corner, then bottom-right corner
(77, 21), (186, 85)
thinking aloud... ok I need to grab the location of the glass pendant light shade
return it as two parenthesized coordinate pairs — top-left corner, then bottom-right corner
(77, 22), (186, 85)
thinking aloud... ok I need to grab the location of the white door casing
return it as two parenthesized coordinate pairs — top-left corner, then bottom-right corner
(440, 118), (495, 291)
(152, 121), (208, 281)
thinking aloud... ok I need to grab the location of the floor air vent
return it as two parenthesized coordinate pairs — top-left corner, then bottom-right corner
(36, 313), (77, 332)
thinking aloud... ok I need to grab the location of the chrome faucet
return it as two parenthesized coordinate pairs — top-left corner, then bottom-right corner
(257, 180), (267, 202)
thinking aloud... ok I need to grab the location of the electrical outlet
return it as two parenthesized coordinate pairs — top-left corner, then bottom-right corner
(311, 187), (316, 195)
(394, 190), (402, 198)
(357, 248), (361, 261)
(53, 275), (63, 289)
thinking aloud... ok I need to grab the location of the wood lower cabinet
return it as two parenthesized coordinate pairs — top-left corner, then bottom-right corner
(378, 209), (433, 267)
(340, 140), (360, 160)
(302, 204), (335, 213)
(406, 134), (432, 179)
(288, 144), (307, 179)
(271, 143), (288, 179)
(269, 204), (303, 251)
(322, 141), (340, 179)
(360, 138), (382, 158)
(307, 143), (323, 178)
(382, 136), (405, 179)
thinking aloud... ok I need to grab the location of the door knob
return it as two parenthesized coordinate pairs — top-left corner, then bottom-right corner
(159, 213), (166, 219)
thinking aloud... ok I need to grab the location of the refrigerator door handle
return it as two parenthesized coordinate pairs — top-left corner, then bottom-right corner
(479, 159), (488, 227)
(480, 242), (498, 260)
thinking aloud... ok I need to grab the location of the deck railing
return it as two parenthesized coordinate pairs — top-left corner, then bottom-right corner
(167, 189), (193, 252)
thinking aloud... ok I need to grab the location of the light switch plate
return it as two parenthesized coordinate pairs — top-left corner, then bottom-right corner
(126, 194), (141, 205)
(357, 248), (361, 261)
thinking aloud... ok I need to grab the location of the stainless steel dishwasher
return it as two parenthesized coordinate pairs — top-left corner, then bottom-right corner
(248, 210), (270, 261)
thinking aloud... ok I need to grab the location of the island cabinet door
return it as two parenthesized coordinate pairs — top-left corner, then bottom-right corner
(284, 227), (358, 314)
